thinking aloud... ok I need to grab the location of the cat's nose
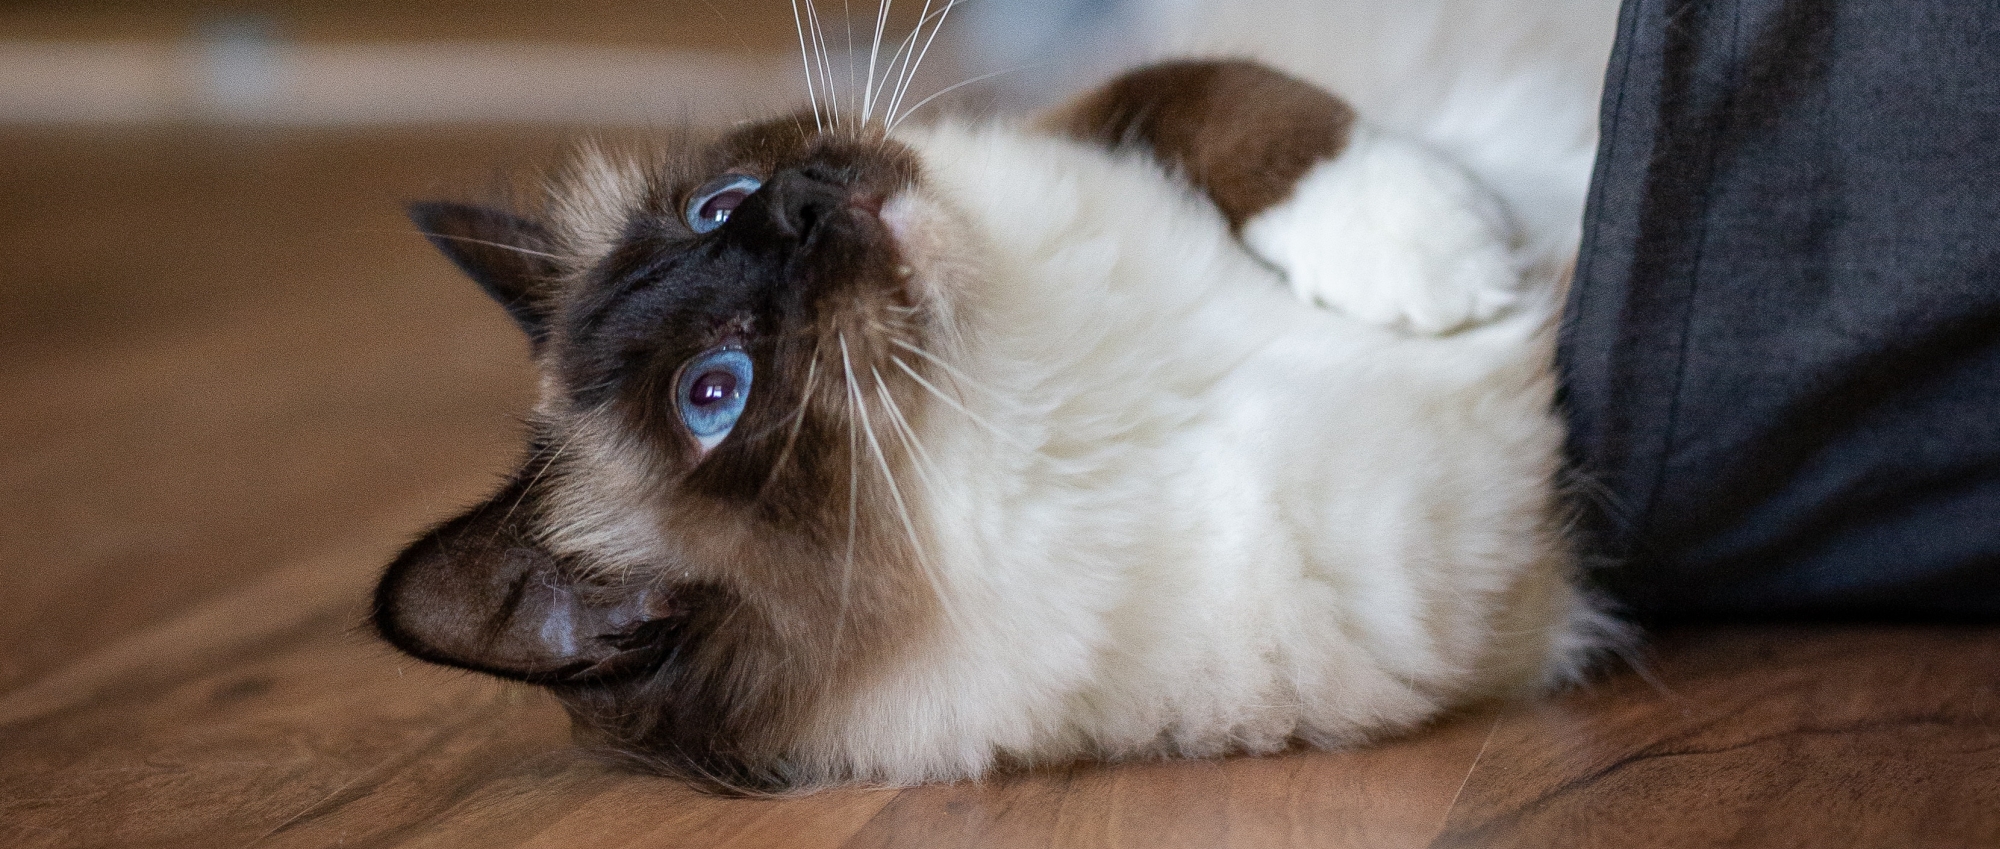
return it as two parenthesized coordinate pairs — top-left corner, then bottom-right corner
(751, 168), (850, 241)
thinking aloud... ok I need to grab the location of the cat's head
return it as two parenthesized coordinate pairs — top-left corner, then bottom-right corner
(372, 117), (986, 790)
(371, 59), (1355, 791)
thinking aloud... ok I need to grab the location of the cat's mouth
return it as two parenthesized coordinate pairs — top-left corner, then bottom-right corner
(875, 190), (958, 302)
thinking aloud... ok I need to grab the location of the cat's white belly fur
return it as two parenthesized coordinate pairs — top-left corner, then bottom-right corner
(795, 122), (1603, 783)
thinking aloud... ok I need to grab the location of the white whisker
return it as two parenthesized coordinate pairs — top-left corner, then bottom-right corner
(892, 355), (1029, 449)
(804, 0), (840, 127)
(842, 336), (942, 606)
(868, 5), (928, 124)
(835, 333), (860, 655)
(792, 0), (824, 131)
(887, 0), (956, 124)
(789, 0), (823, 132)
(866, 0), (967, 130)
(863, 0), (894, 124)
(890, 66), (1025, 131)
(873, 366), (946, 498)
(889, 338), (1019, 407)
(420, 233), (563, 260)
(844, 0), (857, 126)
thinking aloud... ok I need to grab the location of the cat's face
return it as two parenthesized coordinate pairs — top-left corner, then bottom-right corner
(374, 117), (983, 790)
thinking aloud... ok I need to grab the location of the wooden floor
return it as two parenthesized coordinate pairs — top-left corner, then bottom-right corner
(3, 127), (1998, 849)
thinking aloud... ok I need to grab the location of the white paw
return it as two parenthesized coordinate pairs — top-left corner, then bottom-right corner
(1241, 126), (1524, 334)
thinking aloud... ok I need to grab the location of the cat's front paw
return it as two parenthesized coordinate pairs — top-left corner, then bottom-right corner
(1241, 126), (1522, 334)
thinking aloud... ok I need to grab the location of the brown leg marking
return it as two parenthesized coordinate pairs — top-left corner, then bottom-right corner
(1042, 59), (1357, 230)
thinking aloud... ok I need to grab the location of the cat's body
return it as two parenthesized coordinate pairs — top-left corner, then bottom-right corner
(373, 17), (1616, 790)
(780, 117), (1596, 781)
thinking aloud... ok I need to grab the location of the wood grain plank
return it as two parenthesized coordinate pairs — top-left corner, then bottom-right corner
(0, 493), (576, 849)
(1433, 627), (2000, 848)
(503, 782), (901, 849)
(842, 713), (1496, 849)
(0, 129), (561, 694)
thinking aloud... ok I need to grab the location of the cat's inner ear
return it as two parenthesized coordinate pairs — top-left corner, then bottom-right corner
(407, 201), (561, 346)
(372, 475), (674, 685)
(1041, 59), (1356, 231)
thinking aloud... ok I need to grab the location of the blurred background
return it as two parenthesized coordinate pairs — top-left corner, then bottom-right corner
(0, 0), (1157, 127)
(0, 0), (1104, 698)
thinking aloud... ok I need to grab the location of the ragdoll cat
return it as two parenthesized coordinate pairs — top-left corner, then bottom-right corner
(372, 53), (1614, 791)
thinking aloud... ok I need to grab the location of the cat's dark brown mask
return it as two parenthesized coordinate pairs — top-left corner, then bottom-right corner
(372, 60), (1356, 792)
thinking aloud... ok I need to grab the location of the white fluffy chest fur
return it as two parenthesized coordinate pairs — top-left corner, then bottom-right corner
(799, 122), (1600, 783)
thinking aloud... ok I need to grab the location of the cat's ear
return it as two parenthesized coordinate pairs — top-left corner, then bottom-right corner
(407, 201), (561, 347)
(1041, 59), (1356, 230)
(372, 474), (672, 685)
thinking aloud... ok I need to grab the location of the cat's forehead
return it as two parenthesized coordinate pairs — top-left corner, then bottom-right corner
(705, 114), (818, 173)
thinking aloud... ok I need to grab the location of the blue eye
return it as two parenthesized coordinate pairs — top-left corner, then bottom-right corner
(676, 347), (753, 449)
(686, 174), (762, 234)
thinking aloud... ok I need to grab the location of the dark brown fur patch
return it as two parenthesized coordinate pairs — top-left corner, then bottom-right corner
(1044, 59), (1357, 229)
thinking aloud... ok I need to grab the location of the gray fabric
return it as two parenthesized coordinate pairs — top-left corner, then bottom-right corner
(1563, 0), (2000, 619)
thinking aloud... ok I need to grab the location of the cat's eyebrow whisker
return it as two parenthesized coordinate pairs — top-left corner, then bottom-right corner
(789, 0), (824, 132)
(507, 433), (570, 525)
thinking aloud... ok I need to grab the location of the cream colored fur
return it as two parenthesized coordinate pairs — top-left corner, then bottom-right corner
(773, 114), (1610, 782)
(755, 0), (1630, 782)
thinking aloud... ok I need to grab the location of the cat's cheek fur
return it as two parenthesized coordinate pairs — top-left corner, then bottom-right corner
(1242, 124), (1525, 334)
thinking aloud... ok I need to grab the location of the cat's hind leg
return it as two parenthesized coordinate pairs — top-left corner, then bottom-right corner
(1045, 58), (1524, 335)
